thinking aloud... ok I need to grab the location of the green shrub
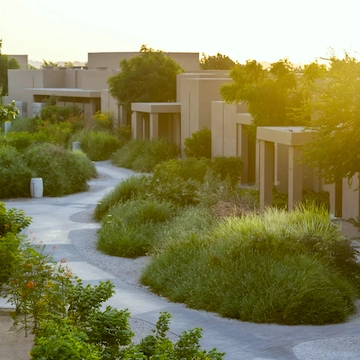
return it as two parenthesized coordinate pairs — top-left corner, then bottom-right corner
(184, 126), (211, 158)
(0, 203), (31, 285)
(144, 158), (211, 206)
(210, 156), (243, 185)
(23, 143), (97, 196)
(94, 175), (148, 221)
(2, 131), (50, 151)
(124, 312), (224, 360)
(112, 138), (179, 172)
(153, 206), (216, 253)
(69, 130), (122, 161)
(31, 319), (101, 360)
(0, 144), (35, 198)
(7, 117), (39, 133)
(0, 202), (32, 236)
(141, 205), (359, 325)
(40, 104), (82, 123)
(97, 199), (175, 257)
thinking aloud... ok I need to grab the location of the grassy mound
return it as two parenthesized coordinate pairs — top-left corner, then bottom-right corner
(97, 199), (176, 258)
(141, 206), (360, 325)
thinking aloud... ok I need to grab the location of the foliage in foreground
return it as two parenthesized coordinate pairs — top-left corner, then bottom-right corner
(0, 207), (224, 359)
(141, 205), (360, 325)
(0, 202), (31, 286)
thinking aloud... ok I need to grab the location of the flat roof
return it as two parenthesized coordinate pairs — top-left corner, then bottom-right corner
(257, 126), (311, 146)
(24, 88), (101, 98)
(131, 102), (181, 113)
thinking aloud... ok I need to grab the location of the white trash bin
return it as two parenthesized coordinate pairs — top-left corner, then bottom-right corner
(72, 141), (81, 151)
(30, 178), (43, 198)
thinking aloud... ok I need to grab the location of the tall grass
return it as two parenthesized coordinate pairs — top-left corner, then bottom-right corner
(112, 138), (179, 172)
(94, 175), (148, 221)
(97, 199), (176, 258)
(69, 130), (122, 161)
(141, 205), (360, 325)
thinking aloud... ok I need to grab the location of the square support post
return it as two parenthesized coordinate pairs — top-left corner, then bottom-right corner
(131, 111), (143, 139)
(149, 113), (159, 140)
(288, 146), (303, 210)
(259, 140), (274, 209)
(238, 124), (249, 184)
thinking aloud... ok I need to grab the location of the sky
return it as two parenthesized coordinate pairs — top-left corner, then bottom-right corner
(2, 0), (360, 65)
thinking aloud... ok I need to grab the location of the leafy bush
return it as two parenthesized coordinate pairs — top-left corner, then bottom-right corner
(184, 126), (211, 158)
(141, 205), (359, 325)
(0, 202), (32, 286)
(40, 104), (82, 123)
(94, 175), (148, 221)
(112, 138), (179, 172)
(1, 131), (50, 151)
(97, 199), (175, 257)
(30, 319), (101, 360)
(91, 111), (114, 131)
(7, 117), (39, 133)
(0, 202), (32, 236)
(123, 312), (224, 360)
(23, 143), (97, 196)
(69, 130), (122, 161)
(0, 144), (35, 198)
(210, 156), (243, 185)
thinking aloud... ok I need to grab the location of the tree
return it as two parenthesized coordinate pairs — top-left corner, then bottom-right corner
(300, 53), (360, 183)
(107, 45), (184, 120)
(42, 60), (58, 67)
(200, 52), (237, 70)
(0, 39), (20, 96)
(220, 58), (326, 137)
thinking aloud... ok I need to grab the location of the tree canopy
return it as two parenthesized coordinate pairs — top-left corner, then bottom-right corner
(0, 39), (20, 97)
(220, 58), (328, 137)
(107, 45), (184, 115)
(220, 53), (360, 183)
(300, 54), (360, 183)
(200, 53), (237, 70)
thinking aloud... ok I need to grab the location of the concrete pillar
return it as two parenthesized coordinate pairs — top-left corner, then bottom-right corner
(173, 113), (181, 148)
(276, 144), (289, 193)
(238, 124), (249, 183)
(288, 146), (303, 210)
(149, 113), (159, 140)
(131, 111), (143, 139)
(259, 140), (274, 209)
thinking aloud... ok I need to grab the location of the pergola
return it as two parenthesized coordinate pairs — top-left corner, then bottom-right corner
(257, 126), (311, 210)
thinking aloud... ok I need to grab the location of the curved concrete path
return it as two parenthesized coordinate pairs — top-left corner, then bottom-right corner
(2, 161), (360, 360)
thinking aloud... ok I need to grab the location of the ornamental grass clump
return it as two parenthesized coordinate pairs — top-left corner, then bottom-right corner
(97, 198), (176, 258)
(112, 138), (179, 172)
(141, 205), (360, 325)
(94, 175), (148, 221)
(0, 144), (35, 198)
(23, 143), (97, 196)
(69, 130), (123, 161)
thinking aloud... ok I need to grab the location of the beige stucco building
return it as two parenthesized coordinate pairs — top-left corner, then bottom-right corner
(4, 51), (360, 221)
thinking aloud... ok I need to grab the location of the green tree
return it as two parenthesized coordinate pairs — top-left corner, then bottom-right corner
(200, 52), (236, 70)
(220, 59), (326, 137)
(107, 45), (184, 121)
(300, 53), (360, 183)
(0, 39), (20, 96)
(42, 59), (58, 67)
